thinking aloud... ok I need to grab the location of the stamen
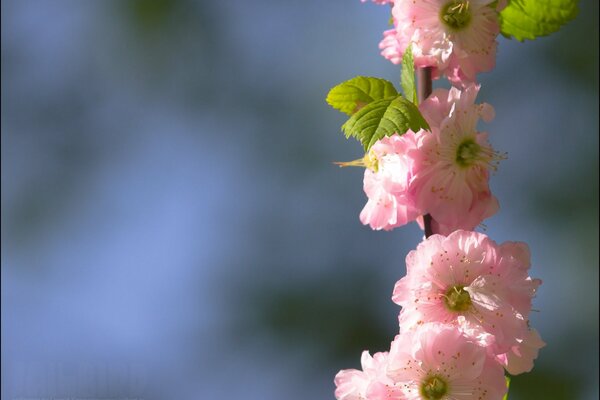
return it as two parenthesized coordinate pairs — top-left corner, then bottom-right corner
(441, 0), (472, 31)
(443, 285), (472, 312)
(454, 137), (507, 170)
(420, 374), (449, 400)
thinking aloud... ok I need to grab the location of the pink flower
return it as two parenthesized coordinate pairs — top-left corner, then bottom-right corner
(497, 328), (546, 375)
(410, 84), (502, 234)
(343, 86), (501, 234)
(380, 0), (501, 86)
(392, 231), (541, 355)
(354, 133), (422, 231)
(380, 29), (403, 64)
(385, 323), (507, 400)
(334, 351), (390, 400)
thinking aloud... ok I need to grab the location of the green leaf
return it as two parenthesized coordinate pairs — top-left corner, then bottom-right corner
(401, 43), (417, 105)
(503, 376), (511, 400)
(341, 96), (430, 150)
(500, 0), (579, 41)
(326, 76), (398, 116)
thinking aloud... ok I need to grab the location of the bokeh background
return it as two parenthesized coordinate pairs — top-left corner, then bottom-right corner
(1, 1), (598, 399)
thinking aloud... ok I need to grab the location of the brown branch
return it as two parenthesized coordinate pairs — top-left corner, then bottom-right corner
(417, 67), (433, 104)
(417, 67), (434, 238)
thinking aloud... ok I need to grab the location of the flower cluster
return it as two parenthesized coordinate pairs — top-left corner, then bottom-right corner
(378, 0), (504, 86)
(331, 1), (550, 399)
(336, 323), (508, 400)
(359, 84), (502, 235)
(335, 232), (544, 400)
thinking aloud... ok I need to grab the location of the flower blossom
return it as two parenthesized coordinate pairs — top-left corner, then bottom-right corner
(496, 328), (546, 375)
(392, 230), (542, 357)
(334, 351), (390, 400)
(339, 133), (422, 231)
(380, 0), (503, 86)
(345, 85), (500, 234)
(411, 84), (502, 235)
(335, 323), (508, 400)
(385, 323), (507, 400)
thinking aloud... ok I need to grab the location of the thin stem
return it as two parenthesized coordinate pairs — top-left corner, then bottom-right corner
(423, 214), (434, 238)
(417, 67), (433, 104)
(417, 67), (434, 238)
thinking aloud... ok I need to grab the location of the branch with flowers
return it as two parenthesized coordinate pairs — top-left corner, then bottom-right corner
(327, 0), (577, 399)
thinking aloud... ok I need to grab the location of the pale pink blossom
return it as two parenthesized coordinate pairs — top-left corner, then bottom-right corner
(340, 85), (503, 234)
(380, 29), (403, 64)
(410, 84), (502, 233)
(385, 323), (507, 400)
(346, 86), (501, 234)
(497, 328), (546, 375)
(380, 0), (502, 86)
(392, 231), (541, 355)
(356, 133), (422, 231)
(334, 351), (390, 400)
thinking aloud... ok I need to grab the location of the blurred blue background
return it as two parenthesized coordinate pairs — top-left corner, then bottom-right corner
(1, 1), (598, 399)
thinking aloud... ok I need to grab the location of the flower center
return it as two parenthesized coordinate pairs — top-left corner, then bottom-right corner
(444, 285), (472, 312)
(455, 138), (481, 168)
(440, 1), (472, 31)
(420, 375), (449, 400)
